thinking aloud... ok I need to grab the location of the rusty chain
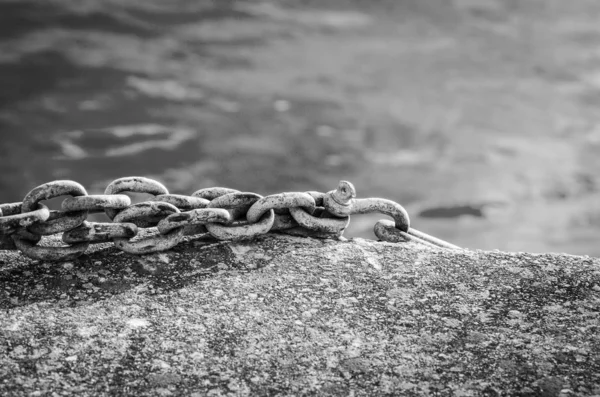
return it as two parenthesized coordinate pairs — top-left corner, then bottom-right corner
(0, 177), (461, 261)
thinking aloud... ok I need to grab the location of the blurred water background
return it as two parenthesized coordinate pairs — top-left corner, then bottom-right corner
(1, 0), (600, 256)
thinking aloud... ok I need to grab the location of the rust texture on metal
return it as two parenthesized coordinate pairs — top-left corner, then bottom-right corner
(0, 202), (24, 217)
(11, 236), (90, 261)
(207, 192), (262, 221)
(112, 202), (180, 228)
(61, 194), (131, 212)
(0, 177), (461, 261)
(0, 203), (50, 235)
(289, 207), (350, 234)
(27, 209), (88, 236)
(205, 193), (276, 240)
(19, 180), (89, 237)
(21, 180), (88, 212)
(323, 181), (461, 249)
(192, 187), (239, 201)
(157, 208), (231, 235)
(104, 176), (169, 220)
(62, 221), (138, 244)
(323, 180), (410, 231)
(113, 228), (185, 255)
(246, 192), (316, 224)
(205, 211), (275, 241)
(351, 198), (410, 232)
(207, 192), (262, 211)
(322, 181), (356, 217)
(150, 194), (209, 211)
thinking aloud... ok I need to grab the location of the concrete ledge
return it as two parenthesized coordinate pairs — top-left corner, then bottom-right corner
(1, 234), (599, 396)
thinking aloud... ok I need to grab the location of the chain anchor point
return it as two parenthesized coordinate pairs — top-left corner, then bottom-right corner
(323, 180), (356, 217)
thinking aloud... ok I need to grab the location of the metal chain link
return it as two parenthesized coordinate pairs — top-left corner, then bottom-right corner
(0, 177), (462, 262)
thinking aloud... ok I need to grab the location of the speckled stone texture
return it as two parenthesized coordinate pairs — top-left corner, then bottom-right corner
(1, 234), (599, 396)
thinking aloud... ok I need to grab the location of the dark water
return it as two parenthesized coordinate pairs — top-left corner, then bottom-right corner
(1, 0), (600, 256)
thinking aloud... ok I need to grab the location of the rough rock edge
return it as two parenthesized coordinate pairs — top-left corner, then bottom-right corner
(1, 234), (599, 396)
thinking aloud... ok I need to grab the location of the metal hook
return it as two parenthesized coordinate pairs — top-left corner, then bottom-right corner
(324, 180), (410, 232)
(324, 180), (460, 250)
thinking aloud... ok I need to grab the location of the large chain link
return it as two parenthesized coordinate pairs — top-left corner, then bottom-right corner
(0, 177), (461, 261)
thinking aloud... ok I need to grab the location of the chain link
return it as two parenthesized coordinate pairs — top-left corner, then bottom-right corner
(113, 202), (180, 228)
(103, 177), (169, 220)
(289, 206), (349, 234)
(205, 192), (275, 241)
(61, 194), (131, 212)
(113, 227), (185, 255)
(0, 177), (462, 261)
(157, 208), (231, 235)
(0, 202), (50, 235)
(62, 221), (138, 244)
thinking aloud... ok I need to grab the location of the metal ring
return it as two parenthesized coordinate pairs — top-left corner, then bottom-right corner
(205, 192), (275, 240)
(0, 202), (23, 217)
(157, 208), (231, 235)
(150, 194), (209, 211)
(104, 177), (169, 220)
(207, 192), (262, 211)
(246, 192), (316, 224)
(21, 180), (89, 236)
(113, 227), (185, 255)
(113, 202), (180, 228)
(192, 187), (239, 201)
(11, 236), (89, 261)
(27, 210), (88, 236)
(0, 203), (50, 235)
(207, 192), (263, 221)
(205, 211), (275, 241)
(353, 198), (410, 232)
(289, 207), (349, 233)
(62, 221), (138, 244)
(61, 194), (131, 212)
(21, 180), (88, 212)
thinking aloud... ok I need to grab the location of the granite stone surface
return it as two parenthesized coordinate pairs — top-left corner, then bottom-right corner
(1, 234), (599, 396)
